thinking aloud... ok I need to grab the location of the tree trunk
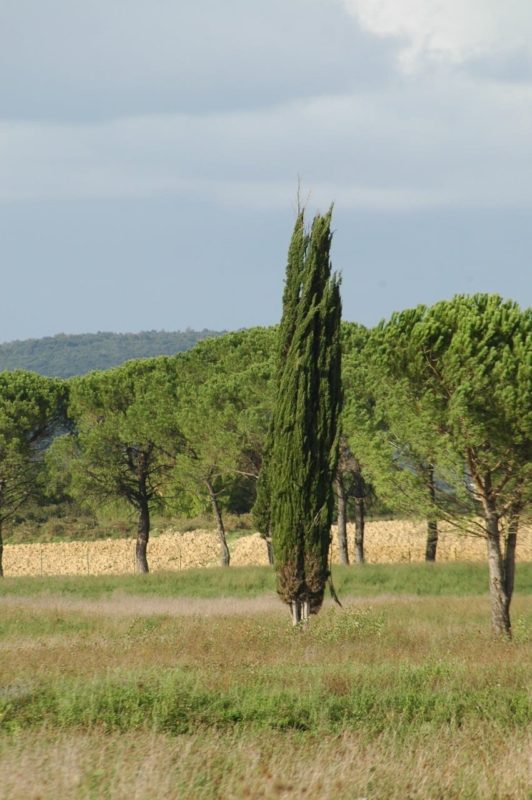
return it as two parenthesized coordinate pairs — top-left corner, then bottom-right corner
(290, 600), (302, 626)
(354, 497), (365, 564)
(425, 520), (438, 562)
(0, 520), (4, 578)
(425, 464), (438, 561)
(485, 513), (512, 638)
(335, 476), (349, 564)
(136, 500), (150, 574)
(263, 534), (274, 565)
(503, 514), (518, 609)
(206, 479), (230, 566)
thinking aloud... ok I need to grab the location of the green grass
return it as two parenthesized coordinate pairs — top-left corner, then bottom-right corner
(0, 613), (94, 640)
(0, 565), (274, 599)
(2, 566), (531, 798)
(1, 561), (531, 600)
(2, 599), (530, 738)
(2, 660), (528, 736)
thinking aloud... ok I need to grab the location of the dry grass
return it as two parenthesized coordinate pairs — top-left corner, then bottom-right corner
(1, 579), (530, 799)
(4, 521), (532, 577)
(1, 726), (529, 800)
(1, 594), (529, 685)
(0, 592), (286, 619)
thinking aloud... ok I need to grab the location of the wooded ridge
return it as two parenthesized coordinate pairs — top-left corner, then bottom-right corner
(0, 329), (225, 378)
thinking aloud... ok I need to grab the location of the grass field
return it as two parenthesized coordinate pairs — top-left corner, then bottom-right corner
(1, 564), (531, 799)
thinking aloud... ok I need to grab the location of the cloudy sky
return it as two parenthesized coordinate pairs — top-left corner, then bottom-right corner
(1, 0), (531, 341)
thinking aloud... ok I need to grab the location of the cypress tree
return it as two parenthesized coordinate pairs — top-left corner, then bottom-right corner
(254, 208), (342, 623)
(253, 212), (307, 553)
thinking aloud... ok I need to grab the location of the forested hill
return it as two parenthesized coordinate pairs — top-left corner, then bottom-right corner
(0, 330), (226, 378)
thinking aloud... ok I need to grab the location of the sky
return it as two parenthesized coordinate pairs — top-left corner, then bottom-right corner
(1, 0), (531, 342)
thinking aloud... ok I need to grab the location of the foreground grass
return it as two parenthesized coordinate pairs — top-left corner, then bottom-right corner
(1, 568), (531, 798)
(2, 726), (528, 800)
(2, 560), (532, 599)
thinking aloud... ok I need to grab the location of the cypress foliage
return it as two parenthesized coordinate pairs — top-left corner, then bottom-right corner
(254, 208), (342, 618)
(252, 212), (307, 541)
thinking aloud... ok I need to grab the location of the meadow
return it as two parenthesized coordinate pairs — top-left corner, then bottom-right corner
(1, 563), (531, 799)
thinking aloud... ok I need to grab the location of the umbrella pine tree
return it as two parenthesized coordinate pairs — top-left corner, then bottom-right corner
(255, 209), (342, 623)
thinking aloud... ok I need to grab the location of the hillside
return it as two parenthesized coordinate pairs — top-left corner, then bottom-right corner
(0, 329), (225, 377)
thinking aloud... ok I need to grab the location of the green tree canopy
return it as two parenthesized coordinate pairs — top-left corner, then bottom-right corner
(0, 371), (66, 575)
(367, 295), (531, 636)
(62, 358), (182, 573)
(343, 316), (465, 563)
(172, 328), (276, 565)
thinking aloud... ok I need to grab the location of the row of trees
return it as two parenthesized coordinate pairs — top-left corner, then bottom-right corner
(0, 293), (529, 635)
(47, 328), (276, 573)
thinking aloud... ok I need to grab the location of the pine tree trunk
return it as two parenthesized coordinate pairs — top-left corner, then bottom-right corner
(354, 497), (365, 564)
(485, 514), (512, 638)
(425, 520), (438, 561)
(425, 464), (438, 561)
(503, 515), (518, 608)
(335, 476), (349, 564)
(0, 519), (4, 578)
(136, 500), (150, 574)
(206, 479), (230, 566)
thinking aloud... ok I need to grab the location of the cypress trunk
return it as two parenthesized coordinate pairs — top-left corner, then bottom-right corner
(335, 475), (349, 565)
(263, 534), (274, 565)
(206, 479), (230, 566)
(290, 601), (302, 625)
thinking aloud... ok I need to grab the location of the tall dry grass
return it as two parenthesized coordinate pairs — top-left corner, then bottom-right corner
(1, 726), (529, 800)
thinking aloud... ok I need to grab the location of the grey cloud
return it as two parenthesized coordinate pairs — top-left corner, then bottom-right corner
(0, 0), (397, 122)
(2, 75), (532, 210)
(1, 1), (531, 343)
(466, 48), (532, 83)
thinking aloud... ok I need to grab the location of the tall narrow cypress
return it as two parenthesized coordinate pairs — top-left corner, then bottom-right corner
(254, 208), (342, 623)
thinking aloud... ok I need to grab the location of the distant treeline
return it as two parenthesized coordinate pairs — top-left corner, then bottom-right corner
(0, 330), (225, 378)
